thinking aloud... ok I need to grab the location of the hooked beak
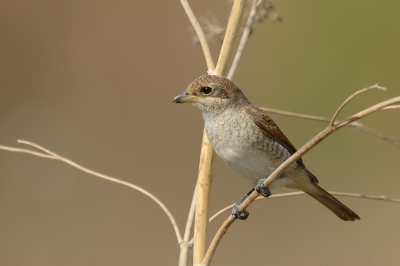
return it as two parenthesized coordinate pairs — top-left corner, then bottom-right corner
(172, 91), (197, 103)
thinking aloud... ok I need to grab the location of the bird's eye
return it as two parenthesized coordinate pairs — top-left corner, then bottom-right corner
(202, 87), (212, 95)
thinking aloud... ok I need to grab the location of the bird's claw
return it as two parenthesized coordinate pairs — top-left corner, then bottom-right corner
(231, 191), (254, 220)
(255, 178), (271, 197)
(232, 203), (249, 220)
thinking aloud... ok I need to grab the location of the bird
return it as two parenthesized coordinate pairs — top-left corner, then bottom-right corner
(173, 75), (360, 221)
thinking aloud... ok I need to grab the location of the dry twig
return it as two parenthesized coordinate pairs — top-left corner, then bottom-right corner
(208, 191), (400, 223)
(228, 0), (260, 79)
(180, 0), (215, 72)
(260, 106), (400, 149)
(0, 140), (183, 245)
(181, 1), (246, 264)
(179, 184), (198, 266)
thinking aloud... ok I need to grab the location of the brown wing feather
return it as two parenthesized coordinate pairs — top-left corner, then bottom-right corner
(245, 105), (306, 168)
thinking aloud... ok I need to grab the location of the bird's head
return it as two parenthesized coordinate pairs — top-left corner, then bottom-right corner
(173, 75), (250, 115)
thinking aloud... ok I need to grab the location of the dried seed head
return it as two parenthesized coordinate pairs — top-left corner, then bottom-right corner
(189, 13), (226, 44)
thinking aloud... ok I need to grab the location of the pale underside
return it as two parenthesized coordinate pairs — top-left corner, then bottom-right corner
(203, 108), (319, 195)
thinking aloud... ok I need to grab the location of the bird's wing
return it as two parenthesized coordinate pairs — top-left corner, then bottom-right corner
(245, 106), (319, 183)
(245, 105), (306, 168)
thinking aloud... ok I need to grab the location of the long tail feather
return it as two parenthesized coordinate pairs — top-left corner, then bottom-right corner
(306, 183), (360, 221)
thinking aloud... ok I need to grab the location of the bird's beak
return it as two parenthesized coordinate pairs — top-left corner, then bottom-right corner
(173, 91), (197, 103)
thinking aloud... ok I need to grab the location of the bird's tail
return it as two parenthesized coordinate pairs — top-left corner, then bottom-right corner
(306, 183), (360, 221)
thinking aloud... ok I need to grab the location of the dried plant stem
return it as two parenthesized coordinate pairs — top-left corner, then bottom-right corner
(209, 192), (400, 223)
(179, 185), (198, 266)
(260, 107), (400, 149)
(179, 0), (217, 263)
(193, 129), (214, 264)
(189, 188), (400, 247)
(201, 90), (400, 265)
(178, 0), (216, 262)
(330, 84), (387, 126)
(202, 218), (235, 266)
(228, 0), (259, 79)
(260, 106), (343, 122)
(189, 1), (245, 265)
(338, 97), (400, 128)
(356, 124), (400, 149)
(0, 144), (57, 159)
(382, 105), (400, 110)
(180, 0), (215, 71)
(179, 241), (191, 266)
(7, 140), (183, 244)
(214, 0), (245, 76)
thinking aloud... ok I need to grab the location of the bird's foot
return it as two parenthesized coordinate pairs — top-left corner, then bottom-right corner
(232, 204), (249, 220)
(231, 188), (254, 220)
(255, 178), (271, 197)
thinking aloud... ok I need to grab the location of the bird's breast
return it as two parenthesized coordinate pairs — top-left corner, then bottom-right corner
(204, 111), (290, 186)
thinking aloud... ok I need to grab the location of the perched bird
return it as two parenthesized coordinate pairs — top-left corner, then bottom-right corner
(173, 75), (360, 221)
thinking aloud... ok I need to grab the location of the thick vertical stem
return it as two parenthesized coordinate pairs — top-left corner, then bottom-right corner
(193, 129), (214, 264)
(193, 1), (244, 265)
(214, 0), (245, 76)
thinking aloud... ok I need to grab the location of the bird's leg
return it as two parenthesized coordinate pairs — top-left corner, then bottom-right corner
(232, 178), (272, 220)
(232, 188), (255, 220)
(255, 177), (271, 197)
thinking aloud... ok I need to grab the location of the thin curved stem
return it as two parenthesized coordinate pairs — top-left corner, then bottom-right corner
(260, 107), (400, 149)
(180, 0), (215, 72)
(382, 105), (400, 110)
(183, 184), (197, 243)
(13, 140), (183, 244)
(214, 0), (245, 76)
(0, 144), (57, 159)
(336, 96), (400, 129)
(179, 185), (197, 266)
(330, 84), (387, 126)
(260, 106), (340, 123)
(193, 1), (245, 264)
(209, 191), (400, 223)
(192, 129), (214, 264)
(228, 0), (259, 79)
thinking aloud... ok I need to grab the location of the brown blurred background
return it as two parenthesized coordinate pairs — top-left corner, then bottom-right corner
(1, 1), (399, 265)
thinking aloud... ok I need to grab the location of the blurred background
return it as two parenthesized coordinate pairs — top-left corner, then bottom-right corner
(1, 1), (399, 265)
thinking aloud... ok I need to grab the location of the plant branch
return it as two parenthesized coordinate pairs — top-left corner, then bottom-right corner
(0, 144), (57, 159)
(179, 185), (198, 266)
(228, 0), (259, 79)
(260, 106), (345, 122)
(191, 1), (245, 265)
(355, 124), (400, 149)
(382, 105), (400, 110)
(192, 129), (214, 265)
(214, 0), (245, 76)
(1, 140), (184, 244)
(209, 191), (400, 223)
(336, 96), (400, 129)
(260, 107), (400, 149)
(330, 84), (387, 126)
(180, 0), (215, 72)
